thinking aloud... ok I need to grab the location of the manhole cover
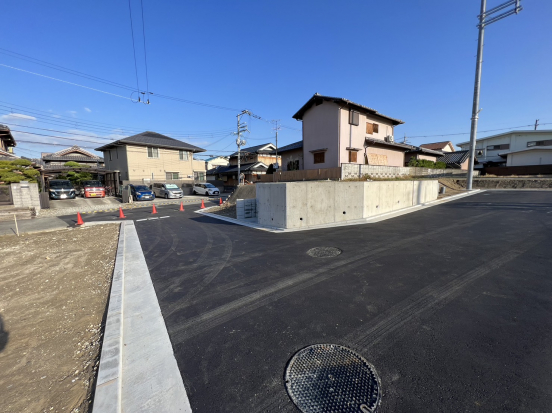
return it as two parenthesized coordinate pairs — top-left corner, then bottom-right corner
(306, 247), (342, 258)
(285, 344), (381, 413)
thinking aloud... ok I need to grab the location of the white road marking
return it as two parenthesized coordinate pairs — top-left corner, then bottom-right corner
(148, 217), (159, 220)
(160, 216), (170, 219)
(136, 219), (147, 222)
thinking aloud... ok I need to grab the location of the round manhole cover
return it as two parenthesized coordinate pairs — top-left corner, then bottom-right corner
(285, 344), (381, 413)
(306, 247), (342, 258)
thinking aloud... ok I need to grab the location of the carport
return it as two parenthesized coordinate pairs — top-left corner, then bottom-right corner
(39, 165), (121, 209)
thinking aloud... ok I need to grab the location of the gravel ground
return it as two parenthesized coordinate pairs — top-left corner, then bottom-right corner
(208, 204), (237, 218)
(0, 224), (120, 413)
(450, 177), (552, 189)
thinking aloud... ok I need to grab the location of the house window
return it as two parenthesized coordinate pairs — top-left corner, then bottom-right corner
(349, 110), (359, 126)
(313, 152), (325, 164)
(366, 123), (379, 134)
(527, 140), (552, 148)
(194, 171), (206, 181)
(147, 147), (159, 158)
(487, 144), (510, 150)
(348, 151), (358, 163)
(179, 150), (189, 161)
(166, 172), (179, 180)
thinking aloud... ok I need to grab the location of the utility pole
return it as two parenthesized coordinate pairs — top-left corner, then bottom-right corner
(273, 120), (281, 170)
(534, 119), (539, 130)
(235, 110), (250, 186)
(466, 0), (522, 190)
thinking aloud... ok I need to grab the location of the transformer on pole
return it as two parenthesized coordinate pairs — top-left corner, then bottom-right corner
(466, 0), (522, 190)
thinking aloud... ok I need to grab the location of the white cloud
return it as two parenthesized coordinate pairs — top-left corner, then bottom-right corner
(67, 110), (78, 118)
(84, 107), (92, 113)
(0, 113), (37, 122)
(52, 114), (61, 118)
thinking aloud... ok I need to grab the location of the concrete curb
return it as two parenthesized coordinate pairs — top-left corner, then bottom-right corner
(93, 221), (126, 412)
(93, 221), (191, 412)
(195, 190), (484, 233)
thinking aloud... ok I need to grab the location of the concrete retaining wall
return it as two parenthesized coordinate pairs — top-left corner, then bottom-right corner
(10, 182), (41, 213)
(341, 164), (479, 179)
(257, 180), (438, 229)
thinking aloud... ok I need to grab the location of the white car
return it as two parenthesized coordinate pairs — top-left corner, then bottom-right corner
(193, 183), (220, 196)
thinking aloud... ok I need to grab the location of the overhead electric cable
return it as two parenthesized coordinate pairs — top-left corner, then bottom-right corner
(0, 64), (133, 101)
(127, 0), (141, 95)
(140, 0), (150, 98)
(408, 123), (552, 139)
(0, 48), (136, 91)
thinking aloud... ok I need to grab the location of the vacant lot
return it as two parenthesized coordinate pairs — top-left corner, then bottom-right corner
(0, 224), (119, 413)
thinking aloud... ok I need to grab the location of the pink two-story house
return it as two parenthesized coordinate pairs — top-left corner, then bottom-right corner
(292, 94), (408, 169)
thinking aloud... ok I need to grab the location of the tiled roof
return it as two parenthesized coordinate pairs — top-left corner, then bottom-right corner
(437, 150), (470, 167)
(292, 94), (404, 125)
(365, 137), (412, 150)
(42, 155), (105, 162)
(420, 141), (454, 151)
(43, 145), (101, 159)
(95, 131), (206, 153)
(207, 162), (268, 174)
(406, 146), (443, 156)
(229, 143), (275, 157)
(0, 124), (16, 147)
(278, 140), (303, 153)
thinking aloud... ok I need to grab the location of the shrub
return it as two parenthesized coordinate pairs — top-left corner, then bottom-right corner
(408, 158), (447, 169)
(64, 161), (82, 168)
(10, 159), (32, 167)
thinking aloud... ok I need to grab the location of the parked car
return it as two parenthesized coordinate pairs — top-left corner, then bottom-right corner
(129, 184), (155, 201)
(193, 183), (220, 196)
(152, 183), (183, 199)
(48, 179), (77, 200)
(81, 180), (105, 198)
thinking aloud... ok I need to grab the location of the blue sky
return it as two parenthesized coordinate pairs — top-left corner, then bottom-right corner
(1, 0), (550, 159)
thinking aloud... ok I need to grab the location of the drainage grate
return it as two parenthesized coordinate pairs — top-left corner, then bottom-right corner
(285, 344), (381, 413)
(306, 247), (342, 258)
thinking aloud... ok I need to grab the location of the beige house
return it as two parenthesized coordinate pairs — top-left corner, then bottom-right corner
(95, 131), (206, 184)
(292, 94), (407, 169)
(420, 141), (455, 152)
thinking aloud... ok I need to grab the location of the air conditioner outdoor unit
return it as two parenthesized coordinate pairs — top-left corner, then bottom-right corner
(385, 135), (395, 143)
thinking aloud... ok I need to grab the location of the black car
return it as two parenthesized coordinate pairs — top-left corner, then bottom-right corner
(49, 179), (77, 200)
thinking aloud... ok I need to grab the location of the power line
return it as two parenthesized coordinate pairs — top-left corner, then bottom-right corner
(0, 48), (136, 91)
(408, 123), (552, 139)
(127, 0), (141, 95)
(0, 64), (133, 101)
(0, 102), (235, 137)
(140, 0), (150, 99)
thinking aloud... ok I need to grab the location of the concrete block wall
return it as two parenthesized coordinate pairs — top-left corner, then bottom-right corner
(236, 198), (257, 220)
(10, 182), (41, 213)
(257, 180), (439, 229)
(341, 163), (479, 179)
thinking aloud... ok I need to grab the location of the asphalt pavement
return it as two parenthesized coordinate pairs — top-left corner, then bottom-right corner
(67, 191), (552, 412)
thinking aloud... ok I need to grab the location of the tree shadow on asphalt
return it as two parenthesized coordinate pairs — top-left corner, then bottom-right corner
(0, 314), (9, 353)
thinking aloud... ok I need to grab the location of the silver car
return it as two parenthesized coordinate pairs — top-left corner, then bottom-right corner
(153, 183), (183, 199)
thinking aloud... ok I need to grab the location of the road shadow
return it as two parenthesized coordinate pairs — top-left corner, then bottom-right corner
(0, 314), (8, 352)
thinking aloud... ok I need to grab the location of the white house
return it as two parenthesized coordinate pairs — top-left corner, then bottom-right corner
(457, 130), (552, 168)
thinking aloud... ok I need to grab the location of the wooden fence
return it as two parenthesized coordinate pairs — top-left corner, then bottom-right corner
(258, 167), (342, 183)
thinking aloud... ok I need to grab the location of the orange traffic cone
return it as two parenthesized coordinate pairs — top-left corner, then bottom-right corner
(76, 212), (84, 226)
(179, 202), (185, 211)
(219, 197), (223, 205)
(119, 207), (126, 219)
(200, 199), (205, 209)
(152, 204), (158, 214)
